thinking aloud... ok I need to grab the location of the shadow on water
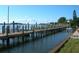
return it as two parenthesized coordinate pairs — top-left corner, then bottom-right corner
(0, 30), (70, 53)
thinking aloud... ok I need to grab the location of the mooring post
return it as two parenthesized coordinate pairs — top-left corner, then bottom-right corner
(32, 28), (35, 40)
(2, 26), (5, 34)
(16, 25), (19, 32)
(13, 21), (15, 33)
(27, 23), (29, 30)
(22, 25), (24, 43)
(36, 22), (37, 29)
(25, 24), (27, 31)
(6, 25), (10, 47)
(2, 22), (5, 34)
(31, 25), (32, 30)
(16, 25), (20, 43)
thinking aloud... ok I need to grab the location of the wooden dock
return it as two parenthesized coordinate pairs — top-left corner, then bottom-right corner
(0, 26), (66, 39)
(0, 23), (68, 48)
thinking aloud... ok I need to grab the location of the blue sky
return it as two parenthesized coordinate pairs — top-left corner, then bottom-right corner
(0, 5), (79, 24)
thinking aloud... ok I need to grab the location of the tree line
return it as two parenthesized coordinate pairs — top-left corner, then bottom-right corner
(57, 10), (79, 29)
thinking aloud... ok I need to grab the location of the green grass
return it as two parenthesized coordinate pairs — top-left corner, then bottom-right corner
(59, 39), (79, 53)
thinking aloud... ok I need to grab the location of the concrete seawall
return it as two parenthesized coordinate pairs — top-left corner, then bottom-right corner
(49, 36), (70, 53)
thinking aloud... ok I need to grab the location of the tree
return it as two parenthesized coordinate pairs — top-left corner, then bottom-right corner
(73, 10), (77, 20)
(76, 17), (79, 27)
(70, 19), (76, 28)
(72, 10), (79, 28)
(58, 17), (67, 24)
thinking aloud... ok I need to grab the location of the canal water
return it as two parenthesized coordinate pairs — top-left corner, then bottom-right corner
(0, 30), (71, 53)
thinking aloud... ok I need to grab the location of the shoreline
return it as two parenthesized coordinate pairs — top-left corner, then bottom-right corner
(49, 37), (70, 53)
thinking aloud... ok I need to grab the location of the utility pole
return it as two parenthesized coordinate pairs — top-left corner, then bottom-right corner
(8, 6), (9, 26)
(6, 6), (10, 34)
(6, 6), (10, 47)
(7, 6), (10, 34)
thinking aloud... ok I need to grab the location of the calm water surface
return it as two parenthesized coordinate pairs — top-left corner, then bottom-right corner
(1, 30), (70, 53)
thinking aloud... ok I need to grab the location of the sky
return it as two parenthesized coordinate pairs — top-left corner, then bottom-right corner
(0, 5), (79, 24)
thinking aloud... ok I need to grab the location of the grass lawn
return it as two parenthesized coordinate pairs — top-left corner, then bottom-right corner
(59, 39), (79, 53)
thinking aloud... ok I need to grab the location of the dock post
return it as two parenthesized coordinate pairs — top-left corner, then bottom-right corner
(25, 24), (27, 31)
(16, 25), (19, 32)
(2, 22), (5, 34)
(12, 21), (16, 46)
(13, 21), (15, 33)
(31, 25), (32, 30)
(27, 23), (29, 30)
(32, 29), (35, 40)
(2, 26), (5, 34)
(16, 25), (20, 44)
(36, 22), (37, 29)
(6, 25), (10, 47)
(22, 25), (24, 43)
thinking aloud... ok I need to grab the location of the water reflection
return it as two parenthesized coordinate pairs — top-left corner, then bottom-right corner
(1, 30), (70, 53)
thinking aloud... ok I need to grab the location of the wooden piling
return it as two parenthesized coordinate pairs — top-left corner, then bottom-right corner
(16, 25), (19, 32)
(0, 24), (68, 49)
(13, 21), (15, 33)
(36, 22), (37, 29)
(6, 25), (10, 47)
(27, 23), (29, 30)
(16, 25), (20, 44)
(2, 26), (5, 34)
(22, 25), (24, 43)
(25, 24), (27, 31)
(2, 22), (5, 34)
(32, 29), (35, 40)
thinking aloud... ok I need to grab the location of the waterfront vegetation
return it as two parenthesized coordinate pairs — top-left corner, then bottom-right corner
(59, 39), (79, 53)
